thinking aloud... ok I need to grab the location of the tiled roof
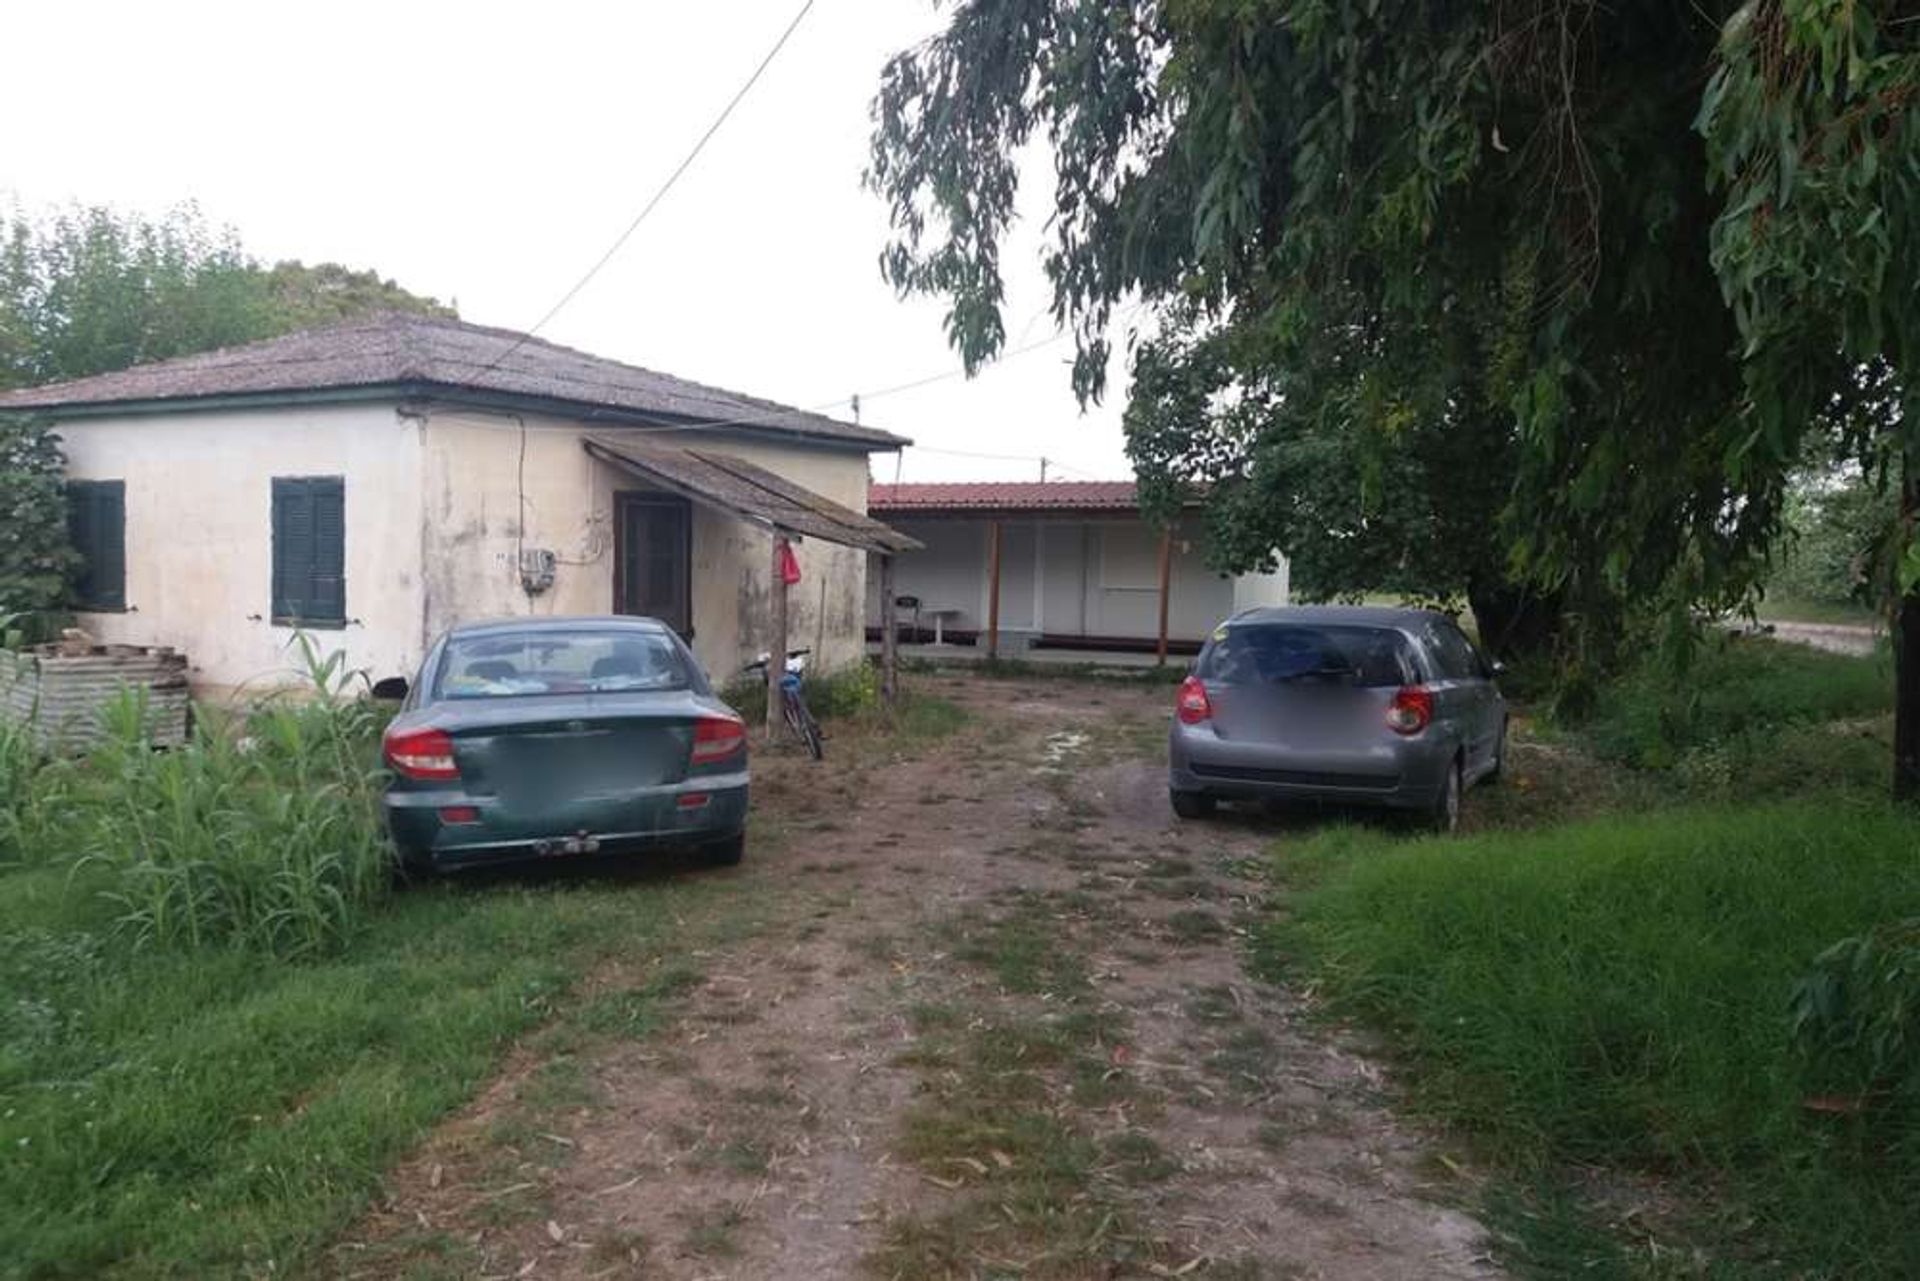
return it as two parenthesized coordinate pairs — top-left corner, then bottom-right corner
(0, 312), (906, 449)
(868, 480), (1142, 512)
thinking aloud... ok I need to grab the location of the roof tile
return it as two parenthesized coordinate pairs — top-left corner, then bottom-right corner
(0, 312), (905, 449)
(868, 480), (1141, 512)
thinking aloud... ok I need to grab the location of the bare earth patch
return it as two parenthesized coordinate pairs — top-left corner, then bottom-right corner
(331, 676), (1502, 1279)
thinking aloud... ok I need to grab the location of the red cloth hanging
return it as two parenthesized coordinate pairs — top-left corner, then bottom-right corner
(778, 538), (802, 586)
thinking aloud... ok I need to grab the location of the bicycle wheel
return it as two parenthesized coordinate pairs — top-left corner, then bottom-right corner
(785, 692), (824, 760)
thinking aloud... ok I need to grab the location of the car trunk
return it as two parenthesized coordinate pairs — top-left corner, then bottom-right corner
(1205, 680), (1397, 750)
(433, 693), (711, 845)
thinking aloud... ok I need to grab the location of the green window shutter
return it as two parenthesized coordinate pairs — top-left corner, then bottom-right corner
(66, 480), (126, 611)
(310, 478), (346, 623)
(272, 476), (345, 625)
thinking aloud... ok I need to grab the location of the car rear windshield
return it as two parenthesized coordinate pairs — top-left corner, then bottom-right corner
(435, 630), (693, 699)
(1198, 624), (1416, 688)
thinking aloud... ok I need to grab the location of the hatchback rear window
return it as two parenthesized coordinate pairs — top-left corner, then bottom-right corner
(435, 630), (692, 699)
(1198, 624), (1415, 688)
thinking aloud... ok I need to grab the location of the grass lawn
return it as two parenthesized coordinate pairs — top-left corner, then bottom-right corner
(1580, 636), (1893, 779)
(0, 857), (733, 1277)
(1750, 593), (1882, 627)
(0, 664), (963, 1278)
(1258, 637), (1920, 1276)
(1262, 802), (1920, 1275)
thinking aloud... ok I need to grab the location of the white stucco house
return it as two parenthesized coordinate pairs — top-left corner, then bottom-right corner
(866, 481), (1288, 657)
(0, 312), (916, 698)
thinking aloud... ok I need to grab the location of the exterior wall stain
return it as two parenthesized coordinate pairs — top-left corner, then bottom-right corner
(54, 400), (882, 697)
(420, 408), (874, 682)
(56, 402), (426, 699)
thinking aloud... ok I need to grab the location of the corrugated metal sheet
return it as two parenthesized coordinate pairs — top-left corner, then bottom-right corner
(584, 435), (922, 554)
(0, 645), (191, 754)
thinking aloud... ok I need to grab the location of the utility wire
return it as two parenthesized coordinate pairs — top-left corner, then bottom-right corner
(479, 0), (816, 376)
(606, 301), (1149, 440)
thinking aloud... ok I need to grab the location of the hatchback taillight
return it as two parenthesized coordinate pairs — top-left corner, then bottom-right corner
(1175, 675), (1213, 725)
(691, 716), (747, 765)
(384, 727), (459, 780)
(1386, 686), (1434, 735)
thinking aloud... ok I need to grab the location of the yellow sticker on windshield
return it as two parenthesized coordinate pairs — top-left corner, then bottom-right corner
(1211, 624), (1229, 641)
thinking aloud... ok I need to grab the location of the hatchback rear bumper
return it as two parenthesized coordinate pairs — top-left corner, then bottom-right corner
(1169, 725), (1451, 810)
(385, 772), (748, 870)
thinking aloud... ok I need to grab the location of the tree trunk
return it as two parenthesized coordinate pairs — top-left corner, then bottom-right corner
(1466, 577), (1563, 663)
(1895, 455), (1919, 804)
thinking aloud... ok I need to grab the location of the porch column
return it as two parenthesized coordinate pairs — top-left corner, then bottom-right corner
(1155, 525), (1173, 666)
(986, 519), (1003, 659)
(1032, 521), (1044, 642)
(879, 552), (899, 706)
(768, 532), (789, 739)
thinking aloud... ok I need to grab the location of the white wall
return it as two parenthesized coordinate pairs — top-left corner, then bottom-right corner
(416, 408), (876, 681)
(55, 402), (882, 697)
(57, 402), (425, 698)
(871, 513), (1288, 644)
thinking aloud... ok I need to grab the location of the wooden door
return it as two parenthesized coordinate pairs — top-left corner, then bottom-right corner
(614, 494), (692, 638)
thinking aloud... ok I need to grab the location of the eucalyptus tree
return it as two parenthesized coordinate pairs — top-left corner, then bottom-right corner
(0, 202), (452, 392)
(1701, 0), (1918, 794)
(869, 0), (1918, 793)
(0, 202), (451, 633)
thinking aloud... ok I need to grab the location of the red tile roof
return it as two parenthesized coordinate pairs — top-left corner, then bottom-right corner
(868, 480), (1142, 513)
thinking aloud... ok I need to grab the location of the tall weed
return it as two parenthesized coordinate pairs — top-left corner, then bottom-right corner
(1579, 635), (1891, 774)
(80, 636), (391, 959)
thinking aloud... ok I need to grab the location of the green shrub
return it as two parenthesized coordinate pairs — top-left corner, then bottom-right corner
(1581, 635), (1892, 771)
(721, 658), (880, 723)
(0, 418), (81, 626)
(1265, 802), (1920, 1274)
(1791, 916), (1920, 1114)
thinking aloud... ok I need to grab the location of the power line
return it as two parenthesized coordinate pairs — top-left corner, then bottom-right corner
(618, 301), (1149, 439)
(479, 0), (816, 377)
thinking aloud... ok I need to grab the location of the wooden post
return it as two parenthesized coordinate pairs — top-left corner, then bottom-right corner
(768, 532), (788, 740)
(879, 552), (899, 706)
(986, 520), (1003, 660)
(1155, 525), (1173, 666)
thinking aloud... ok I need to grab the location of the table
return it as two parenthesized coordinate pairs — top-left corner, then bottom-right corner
(924, 607), (963, 646)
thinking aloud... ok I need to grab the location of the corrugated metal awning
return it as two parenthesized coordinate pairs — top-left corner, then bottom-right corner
(583, 434), (922, 554)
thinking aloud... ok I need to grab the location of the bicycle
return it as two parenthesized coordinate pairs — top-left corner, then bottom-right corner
(742, 647), (822, 760)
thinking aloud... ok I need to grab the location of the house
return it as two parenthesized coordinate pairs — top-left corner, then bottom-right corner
(866, 481), (1288, 657)
(0, 312), (917, 697)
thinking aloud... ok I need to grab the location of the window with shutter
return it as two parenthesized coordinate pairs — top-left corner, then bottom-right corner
(66, 480), (126, 611)
(271, 476), (346, 627)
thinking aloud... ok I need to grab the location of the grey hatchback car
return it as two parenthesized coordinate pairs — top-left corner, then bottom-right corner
(1168, 606), (1506, 830)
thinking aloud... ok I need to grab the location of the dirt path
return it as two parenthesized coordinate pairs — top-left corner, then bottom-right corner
(1747, 619), (1882, 657)
(334, 677), (1500, 1279)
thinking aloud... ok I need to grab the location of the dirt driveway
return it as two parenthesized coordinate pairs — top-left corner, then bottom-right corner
(336, 675), (1500, 1280)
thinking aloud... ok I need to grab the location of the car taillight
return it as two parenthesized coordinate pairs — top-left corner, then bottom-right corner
(1176, 675), (1212, 725)
(691, 716), (747, 765)
(384, 727), (459, 780)
(1386, 686), (1433, 735)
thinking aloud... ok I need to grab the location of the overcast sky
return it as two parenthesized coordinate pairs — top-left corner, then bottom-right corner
(0, 1), (1137, 484)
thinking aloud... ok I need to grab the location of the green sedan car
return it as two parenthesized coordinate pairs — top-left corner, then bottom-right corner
(380, 617), (748, 875)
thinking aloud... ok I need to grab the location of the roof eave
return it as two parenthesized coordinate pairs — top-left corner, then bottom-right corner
(3, 380), (912, 452)
(870, 501), (1199, 519)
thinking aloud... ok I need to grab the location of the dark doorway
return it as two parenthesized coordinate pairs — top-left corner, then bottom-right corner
(614, 493), (692, 637)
